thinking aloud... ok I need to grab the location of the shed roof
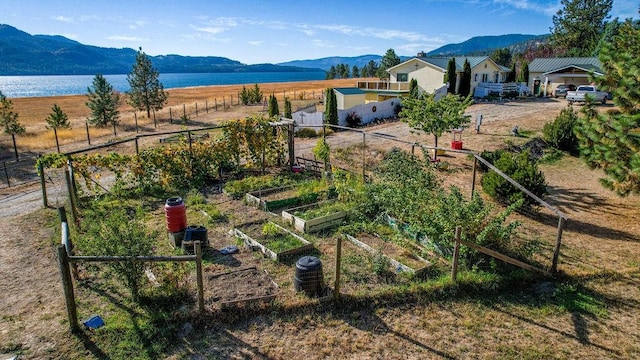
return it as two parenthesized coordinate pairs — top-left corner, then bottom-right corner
(334, 87), (366, 95)
(390, 56), (509, 73)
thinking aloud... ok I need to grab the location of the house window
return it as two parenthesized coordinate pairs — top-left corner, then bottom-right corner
(474, 74), (478, 82)
(482, 73), (489, 82)
(397, 73), (408, 82)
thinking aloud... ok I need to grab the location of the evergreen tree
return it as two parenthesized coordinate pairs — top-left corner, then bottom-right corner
(458, 59), (472, 97)
(86, 74), (120, 130)
(45, 104), (70, 129)
(326, 65), (337, 80)
(240, 85), (251, 105)
(340, 64), (350, 79)
(574, 18), (640, 196)
(446, 58), (457, 94)
(507, 62), (517, 82)
(352, 65), (360, 78)
(519, 61), (530, 85)
(550, 0), (613, 56)
(409, 78), (419, 99)
(377, 49), (401, 79)
(284, 97), (292, 118)
(324, 88), (338, 125)
(365, 60), (378, 78)
(268, 94), (279, 117)
(250, 83), (263, 103)
(126, 47), (168, 118)
(490, 48), (512, 67)
(0, 91), (25, 160)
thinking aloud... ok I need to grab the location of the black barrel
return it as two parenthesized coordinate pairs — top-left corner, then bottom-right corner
(294, 256), (324, 297)
(182, 225), (208, 251)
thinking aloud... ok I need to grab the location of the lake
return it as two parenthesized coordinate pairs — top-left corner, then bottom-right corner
(0, 72), (327, 98)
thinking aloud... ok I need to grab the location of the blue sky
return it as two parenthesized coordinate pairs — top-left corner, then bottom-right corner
(1, 0), (637, 64)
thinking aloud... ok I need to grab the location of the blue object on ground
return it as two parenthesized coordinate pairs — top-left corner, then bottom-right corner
(83, 315), (105, 330)
(220, 245), (239, 255)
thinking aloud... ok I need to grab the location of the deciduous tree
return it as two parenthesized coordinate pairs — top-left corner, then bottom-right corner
(400, 93), (472, 160)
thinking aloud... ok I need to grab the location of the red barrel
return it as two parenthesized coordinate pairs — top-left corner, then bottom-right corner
(165, 197), (187, 233)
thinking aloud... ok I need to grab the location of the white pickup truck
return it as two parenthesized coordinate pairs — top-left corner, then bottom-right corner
(566, 85), (608, 104)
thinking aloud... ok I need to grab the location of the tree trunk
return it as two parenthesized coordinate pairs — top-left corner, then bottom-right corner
(12, 133), (18, 161)
(433, 135), (439, 161)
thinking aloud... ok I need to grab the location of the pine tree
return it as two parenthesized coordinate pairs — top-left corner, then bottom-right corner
(0, 91), (25, 160)
(574, 18), (640, 196)
(250, 83), (263, 103)
(324, 88), (338, 125)
(284, 97), (292, 118)
(458, 59), (472, 97)
(550, 0), (613, 56)
(86, 74), (120, 130)
(377, 49), (401, 79)
(45, 104), (71, 129)
(446, 58), (457, 94)
(240, 85), (251, 105)
(127, 47), (168, 118)
(352, 65), (360, 78)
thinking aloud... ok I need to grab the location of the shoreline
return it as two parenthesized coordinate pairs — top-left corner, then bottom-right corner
(11, 78), (367, 125)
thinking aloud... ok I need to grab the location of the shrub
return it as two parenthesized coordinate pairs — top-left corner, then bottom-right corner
(481, 151), (547, 206)
(543, 105), (578, 152)
(296, 128), (318, 138)
(345, 111), (362, 127)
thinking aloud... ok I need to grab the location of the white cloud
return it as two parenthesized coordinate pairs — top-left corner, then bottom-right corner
(128, 20), (148, 30)
(492, 0), (560, 17)
(193, 26), (227, 34)
(53, 15), (74, 23)
(248, 41), (263, 46)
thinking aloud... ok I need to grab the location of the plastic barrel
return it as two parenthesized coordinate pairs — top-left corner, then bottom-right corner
(165, 197), (187, 233)
(294, 256), (324, 297)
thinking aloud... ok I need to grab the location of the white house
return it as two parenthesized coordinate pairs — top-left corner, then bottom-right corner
(356, 53), (510, 101)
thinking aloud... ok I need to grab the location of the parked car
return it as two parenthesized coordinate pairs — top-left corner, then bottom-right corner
(553, 84), (576, 98)
(566, 85), (609, 105)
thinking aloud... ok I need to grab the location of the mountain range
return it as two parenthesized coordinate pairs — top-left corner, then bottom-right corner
(0, 24), (546, 76)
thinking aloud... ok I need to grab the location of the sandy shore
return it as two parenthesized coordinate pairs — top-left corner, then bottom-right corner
(11, 77), (368, 125)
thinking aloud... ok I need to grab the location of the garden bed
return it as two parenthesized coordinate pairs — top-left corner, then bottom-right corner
(282, 201), (349, 233)
(204, 266), (278, 310)
(245, 185), (322, 211)
(231, 221), (314, 261)
(344, 233), (431, 276)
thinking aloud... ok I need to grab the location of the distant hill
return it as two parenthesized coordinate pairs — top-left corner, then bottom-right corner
(427, 34), (548, 56)
(0, 24), (323, 75)
(283, 34), (548, 71)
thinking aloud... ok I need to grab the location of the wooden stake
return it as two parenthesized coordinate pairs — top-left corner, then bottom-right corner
(451, 226), (462, 281)
(57, 244), (79, 333)
(334, 236), (342, 300)
(195, 241), (205, 313)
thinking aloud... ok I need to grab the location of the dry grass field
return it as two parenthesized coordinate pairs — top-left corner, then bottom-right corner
(0, 84), (639, 359)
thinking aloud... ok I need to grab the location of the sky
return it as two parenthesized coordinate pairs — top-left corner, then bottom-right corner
(1, 0), (638, 64)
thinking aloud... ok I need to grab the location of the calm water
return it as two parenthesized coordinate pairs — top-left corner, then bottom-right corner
(0, 72), (327, 98)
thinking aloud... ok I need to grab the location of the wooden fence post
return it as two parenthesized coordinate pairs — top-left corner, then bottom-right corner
(362, 132), (366, 182)
(215, 98), (218, 111)
(552, 217), (565, 273)
(205, 100), (208, 113)
(134, 112), (139, 133)
(195, 103), (198, 117)
(334, 236), (342, 300)
(451, 226), (462, 281)
(153, 109), (157, 128)
(85, 122), (91, 145)
(471, 156), (478, 197)
(169, 108), (173, 123)
(38, 159), (48, 208)
(195, 241), (205, 313)
(57, 244), (79, 333)
(64, 167), (79, 225)
(2, 162), (9, 187)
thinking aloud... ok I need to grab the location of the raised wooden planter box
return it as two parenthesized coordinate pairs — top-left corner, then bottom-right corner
(282, 201), (348, 233)
(344, 233), (431, 276)
(245, 185), (321, 211)
(231, 221), (314, 261)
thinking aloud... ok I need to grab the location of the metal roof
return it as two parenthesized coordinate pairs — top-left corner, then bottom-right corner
(391, 56), (508, 72)
(529, 57), (602, 73)
(334, 87), (366, 95)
